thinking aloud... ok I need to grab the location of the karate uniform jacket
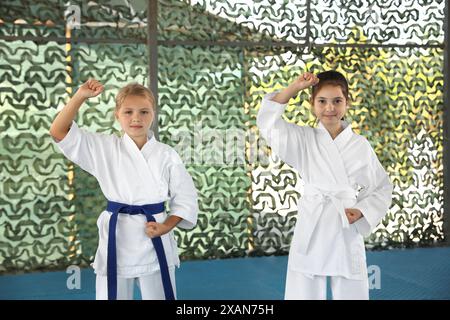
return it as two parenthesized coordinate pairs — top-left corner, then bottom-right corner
(257, 92), (392, 280)
(55, 121), (198, 278)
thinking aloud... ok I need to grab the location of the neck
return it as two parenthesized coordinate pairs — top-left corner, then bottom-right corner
(323, 122), (343, 140)
(131, 135), (148, 150)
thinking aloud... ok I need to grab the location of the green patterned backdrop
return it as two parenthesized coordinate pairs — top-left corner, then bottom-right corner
(0, 0), (446, 273)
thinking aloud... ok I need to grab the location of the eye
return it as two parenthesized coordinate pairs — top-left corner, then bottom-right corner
(318, 99), (326, 104)
(334, 99), (343, 104)
(141, 110), (149, 114)
(125, 111), (132, 114)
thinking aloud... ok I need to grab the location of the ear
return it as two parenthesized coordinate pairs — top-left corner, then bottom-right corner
(310, 100), (317, 116)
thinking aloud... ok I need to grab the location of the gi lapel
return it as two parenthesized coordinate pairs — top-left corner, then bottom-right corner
(122, 130), (158, 191)
(317, 121), (353, 184)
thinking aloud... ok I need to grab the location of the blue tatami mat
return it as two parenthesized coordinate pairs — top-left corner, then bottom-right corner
(0, 247), (449, 300)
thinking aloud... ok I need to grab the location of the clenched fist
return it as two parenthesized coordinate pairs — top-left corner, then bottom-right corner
(75, 79), (104, 99)
(145, 221), (171, 238)
(345, 208), (363, 224)
(271, 72), (320, 104)
(292, 72), (320, 91)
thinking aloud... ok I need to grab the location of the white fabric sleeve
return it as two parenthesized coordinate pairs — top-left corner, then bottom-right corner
(256, 91), (307, 170)
(167, 149), (199, 230)
(353, 143), (393, 237)
(54, 121), (101, 177)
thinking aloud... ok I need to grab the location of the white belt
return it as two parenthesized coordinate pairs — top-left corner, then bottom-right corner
(297, 184), (357, 255)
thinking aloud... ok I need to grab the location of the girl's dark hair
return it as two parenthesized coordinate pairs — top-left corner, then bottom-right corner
(311, 70), (349, 103)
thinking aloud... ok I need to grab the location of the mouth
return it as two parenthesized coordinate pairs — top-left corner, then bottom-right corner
(130, 125), (143, 129)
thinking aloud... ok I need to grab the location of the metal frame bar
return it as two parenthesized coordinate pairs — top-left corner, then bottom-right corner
(443, 0), (450, 245)
(148, 0), (159, 139)
(0, 35), (146, 44)
(0, 34), (444, 49)
(305, 0), (312, 51)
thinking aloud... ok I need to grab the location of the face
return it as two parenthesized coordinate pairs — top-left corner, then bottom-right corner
(115, 95), (154, 139)
(312, 85), (347, 126)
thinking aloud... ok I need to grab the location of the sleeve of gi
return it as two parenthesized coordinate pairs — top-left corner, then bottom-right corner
(256, 91), (307, 170)
(167, 148), (199, 230)
(54, 120), (105, 177)
(353, 141), (393, 237)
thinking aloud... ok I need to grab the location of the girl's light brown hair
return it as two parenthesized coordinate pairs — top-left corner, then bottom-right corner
(115, 83), (156, 113)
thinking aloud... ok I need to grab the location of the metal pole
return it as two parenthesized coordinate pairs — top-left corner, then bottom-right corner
(0, 35), (444, 50)
(443, 0), (450, 246)
(148, 0), (159, 139)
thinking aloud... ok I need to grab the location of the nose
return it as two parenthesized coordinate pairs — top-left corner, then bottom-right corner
(325, 102), (335, 112)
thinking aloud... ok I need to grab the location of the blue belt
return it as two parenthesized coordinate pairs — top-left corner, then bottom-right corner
(106, 200), (175, 300)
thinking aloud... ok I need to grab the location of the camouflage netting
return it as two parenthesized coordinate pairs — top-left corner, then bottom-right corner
(0, 0), (446, 273)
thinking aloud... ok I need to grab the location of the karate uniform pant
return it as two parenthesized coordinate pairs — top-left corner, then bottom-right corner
(96, 267), (176, 300)
(285, 269), (369, 300)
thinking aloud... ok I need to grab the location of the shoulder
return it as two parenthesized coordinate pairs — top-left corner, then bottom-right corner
(154, 140), (184, 163)
(286, 121), (314, 135)
(350, 132), (379, 158)
(86, 129), (120, 150)
(304, 125), (316, 133)
(352, 132), (370, 145)
(153, 140), (175, 154)
(94, 130), (118, 142)
(56, 121), (117, 148)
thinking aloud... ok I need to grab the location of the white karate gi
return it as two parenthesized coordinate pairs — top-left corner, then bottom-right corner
(55, 121), (198, 300)
(257, 92), (393, 300)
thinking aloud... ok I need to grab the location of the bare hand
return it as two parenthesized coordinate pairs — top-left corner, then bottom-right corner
(345, 208), (363, 224)
(272, 72), (320, 104)
(292, 72), (319, 91)
(145, 221), (171, 238)
(75, 79), (104, 99)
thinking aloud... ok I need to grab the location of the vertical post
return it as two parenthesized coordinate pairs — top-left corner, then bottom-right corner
(443, 0), (450, 246)
(148, 0), (159, 139)
(305, 0), (311, 51)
